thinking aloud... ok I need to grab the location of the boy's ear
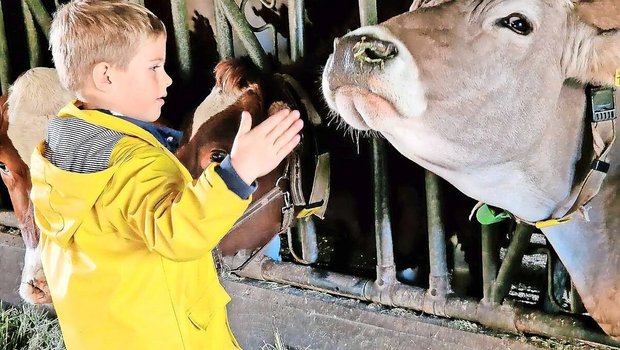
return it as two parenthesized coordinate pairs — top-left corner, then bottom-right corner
(92, 62), (113, 92)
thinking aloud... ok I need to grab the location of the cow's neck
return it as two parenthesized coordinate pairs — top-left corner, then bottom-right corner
(385, 83), (592, 222)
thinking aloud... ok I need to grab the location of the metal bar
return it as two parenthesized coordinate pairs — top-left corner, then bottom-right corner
(0, 2), (10, 94)
(24, 0), (51, 40)
(295, 217), (319, 264)
(481, 224), (499, 300)
(218, 0), (269, 71)
(23, 0), (41, 68)
(488, 224), (532, 304)
(425, 171), (451, 299)
(237, 258), (620, 347)
(169, 0), (191, 81)
(288, 0), (304, 62)
(358, 0), (377, 27)
(358, 0), (397, 292)
(215, 0), (234, 59)
(371, 138), (397, 287)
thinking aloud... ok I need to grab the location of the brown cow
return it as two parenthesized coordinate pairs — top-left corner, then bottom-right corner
(322, 0), (620, 340)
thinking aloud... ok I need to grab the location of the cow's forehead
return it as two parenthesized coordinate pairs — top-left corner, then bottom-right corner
(414, 0), (574, 12)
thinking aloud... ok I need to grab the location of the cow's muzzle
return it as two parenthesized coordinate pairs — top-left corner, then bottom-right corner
(328, 34), (398, 91)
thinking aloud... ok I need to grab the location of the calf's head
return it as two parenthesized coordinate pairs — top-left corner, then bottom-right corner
(177, 58), (291, 256)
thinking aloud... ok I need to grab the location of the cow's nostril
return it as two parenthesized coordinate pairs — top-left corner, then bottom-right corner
(352, 36), (398, 67)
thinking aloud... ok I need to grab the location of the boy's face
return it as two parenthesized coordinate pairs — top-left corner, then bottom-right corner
(108, 34), (172, 122)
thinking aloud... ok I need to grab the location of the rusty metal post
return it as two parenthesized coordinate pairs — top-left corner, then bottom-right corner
(358, 0), (397, 291)
(488, 224), (532, 304)
(0, 2), (9, 94)
(425, 171), (451, 299)
(24, 0), (51, 40)
(481, 224), (499, 300)
(170, 0), (191, 81)
(218, 0), (269, 71)
(288, 0), (304, 62)
(371, 138), (397, 289)
(23, 0), (41, 68)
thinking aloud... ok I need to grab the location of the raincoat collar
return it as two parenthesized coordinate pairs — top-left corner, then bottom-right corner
(59, 100), (170, 152)
(94, 108), (183, 153)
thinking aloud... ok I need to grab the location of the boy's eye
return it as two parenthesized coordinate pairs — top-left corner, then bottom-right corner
(150, 65), (161, 71)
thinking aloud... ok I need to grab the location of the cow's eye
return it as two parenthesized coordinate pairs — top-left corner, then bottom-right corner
(499, 13), (533, 35)
(210, 150), (228, 163)
(0, 162), (7, 173)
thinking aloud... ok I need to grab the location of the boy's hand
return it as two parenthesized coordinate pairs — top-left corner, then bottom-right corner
(230, 109), (303, 185)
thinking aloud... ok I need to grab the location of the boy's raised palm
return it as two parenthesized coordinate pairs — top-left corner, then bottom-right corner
(230, 109), (303, 185)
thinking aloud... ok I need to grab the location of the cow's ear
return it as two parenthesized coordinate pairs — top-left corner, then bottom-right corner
(569, 1), (620, 86)
(576, 0), (620, 31)
(409, 0), (451, 11)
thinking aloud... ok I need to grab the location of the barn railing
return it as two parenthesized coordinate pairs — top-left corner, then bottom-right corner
(0, 0), (618, 347)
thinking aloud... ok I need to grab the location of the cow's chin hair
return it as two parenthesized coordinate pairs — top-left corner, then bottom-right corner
(332, 86), (401, 132)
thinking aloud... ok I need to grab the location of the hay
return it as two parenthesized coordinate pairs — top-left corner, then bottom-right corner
(0, 302), (65, 350)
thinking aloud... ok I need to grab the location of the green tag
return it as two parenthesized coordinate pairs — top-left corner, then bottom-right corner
(616, 69), (620, 87)
(476, 204), (511, 225)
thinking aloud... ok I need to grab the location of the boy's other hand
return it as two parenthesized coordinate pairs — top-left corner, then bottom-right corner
(230, 109), (303, 185)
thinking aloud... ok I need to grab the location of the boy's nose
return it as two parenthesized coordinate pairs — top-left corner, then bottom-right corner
(163, 70), (172, 88)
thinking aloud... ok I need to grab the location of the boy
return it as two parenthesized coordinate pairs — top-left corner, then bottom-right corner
(29, 1), (303, 349)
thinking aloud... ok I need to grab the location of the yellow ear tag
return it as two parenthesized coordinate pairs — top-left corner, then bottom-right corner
(616, 69), (620, 87)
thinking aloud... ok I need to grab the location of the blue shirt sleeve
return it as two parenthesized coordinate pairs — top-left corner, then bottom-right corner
(214, 155), (258, 200)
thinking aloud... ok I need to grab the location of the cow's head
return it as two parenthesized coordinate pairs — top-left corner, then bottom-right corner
(0, 67), (74, 304)
(177, 58), (291, 256)
(322, 0), (620, 222)
(322, 0), (620, 340)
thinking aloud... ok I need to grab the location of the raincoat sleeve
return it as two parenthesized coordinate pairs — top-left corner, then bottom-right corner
(101, 137), (251, 261)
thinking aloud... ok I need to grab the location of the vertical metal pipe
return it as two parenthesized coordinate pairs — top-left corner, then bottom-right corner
(0, 2), (10, 94)
(170, 0), (191, 81)
(288, 0), (304, 62)
(481, 224), (499, 300)
(371, 138), (396, 286)
(23, 0), (41, 68)
(218, 0), (269, 71)
(215, 0), (234, 59)
(296, 216), (319, 264)
(358, 0), (377, 27)
(488, 224), (532, 304)
(425, 171), (451, 298)
(358, 0), (396, 288)
(24, 0), (51, 40)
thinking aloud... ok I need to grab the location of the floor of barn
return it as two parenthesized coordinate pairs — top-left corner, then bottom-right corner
(0, 226), (617, 350)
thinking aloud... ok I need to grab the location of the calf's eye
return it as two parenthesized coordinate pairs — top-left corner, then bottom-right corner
(210, 150), (228, 163)
(498, 13), (533, 35)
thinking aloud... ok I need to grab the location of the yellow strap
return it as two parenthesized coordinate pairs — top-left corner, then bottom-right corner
(615, 68), (620, 87)
(534, 216), (572, 229)
(296, 207), (321, 219)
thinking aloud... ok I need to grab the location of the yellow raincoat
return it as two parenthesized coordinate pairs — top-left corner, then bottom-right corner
(30, 102), (250, 350)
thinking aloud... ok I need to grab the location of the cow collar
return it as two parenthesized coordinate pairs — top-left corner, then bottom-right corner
(474, 87), (617, 229)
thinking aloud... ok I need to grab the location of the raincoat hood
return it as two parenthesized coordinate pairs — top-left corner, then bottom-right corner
(30, 102), (171, 248)
(30, 147), (116, 247)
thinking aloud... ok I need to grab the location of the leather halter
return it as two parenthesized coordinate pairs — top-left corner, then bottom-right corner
(217, 74), (331, 271)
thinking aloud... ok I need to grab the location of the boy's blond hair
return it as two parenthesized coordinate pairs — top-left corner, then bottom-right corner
(49, 0), (166, 93)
